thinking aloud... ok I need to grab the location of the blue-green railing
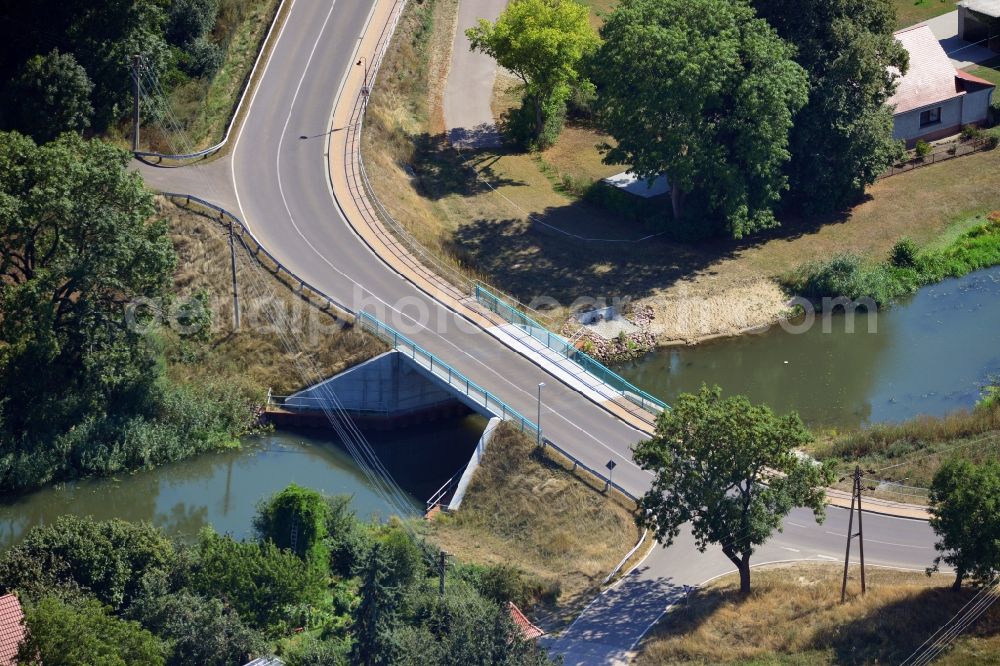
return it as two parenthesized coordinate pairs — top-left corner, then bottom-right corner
(356, 311), (540, 435)
(474, 283), (668, 415)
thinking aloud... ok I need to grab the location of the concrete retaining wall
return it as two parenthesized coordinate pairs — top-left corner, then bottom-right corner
(448, 417), (502, 511)
(285, 351), (459, 415)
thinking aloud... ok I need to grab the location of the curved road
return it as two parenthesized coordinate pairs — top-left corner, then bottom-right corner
(136, 1), (941, 663)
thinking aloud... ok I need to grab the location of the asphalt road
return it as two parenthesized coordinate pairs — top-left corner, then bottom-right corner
(135, 0), (944, 662)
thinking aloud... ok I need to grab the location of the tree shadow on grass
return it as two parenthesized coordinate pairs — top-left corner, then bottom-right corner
(817, 584), (1000, 665)
(444, 189), (868, 307)
(410, 132), (523, 200)
(641, 580), (1000, 665)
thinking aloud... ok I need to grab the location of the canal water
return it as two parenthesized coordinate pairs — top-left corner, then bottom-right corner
(618, 267), (1000, 430)
(0, 415), (486, 550)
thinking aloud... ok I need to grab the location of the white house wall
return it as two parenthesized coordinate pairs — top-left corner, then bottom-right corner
(962, 87), (994, 124)
(892, 96), (964, 142)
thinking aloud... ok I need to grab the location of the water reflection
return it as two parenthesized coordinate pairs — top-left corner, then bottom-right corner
(0, 415), (486, 550)
(619, 268), (1000, 430)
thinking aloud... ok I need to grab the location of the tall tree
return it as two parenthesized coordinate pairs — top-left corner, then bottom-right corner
(751, 0), (908, 211)
(928, 459), (1000, 590)
(591, 0), (809, 238)
(0, 0), (169, 131)
(129, 589), (266, 666)
(0, 132), (175, 444)
(633, 385), (833, 595)
(253, 483), (331, 564)
(352, 543), (399, 666)
(0, 516), (177, 611)
(7, 49), (93, 143)
(467, 0), (600, 149)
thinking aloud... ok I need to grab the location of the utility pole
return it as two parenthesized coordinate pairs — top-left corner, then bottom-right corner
(131, 54), (142, 152)
(840, 465), (867, 603)
(228, 217), (241, 331)
(438, 551), (448, 597)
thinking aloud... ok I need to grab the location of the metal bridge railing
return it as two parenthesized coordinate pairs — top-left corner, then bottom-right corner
(473, 283), (669, 416)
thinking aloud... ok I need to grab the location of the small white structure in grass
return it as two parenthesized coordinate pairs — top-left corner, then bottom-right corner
(602, 171), (669, 199)
(576, 305), (639, 340)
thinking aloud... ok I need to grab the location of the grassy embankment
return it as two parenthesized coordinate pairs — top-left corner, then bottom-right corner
(426, 422), (642, 629)
(808, 395), (1000, 498)
(363, 0), (1000, 343)
(160, 197), (385, 396)
(634, 563), (1000, 665)
(785, 211), (1000, 306)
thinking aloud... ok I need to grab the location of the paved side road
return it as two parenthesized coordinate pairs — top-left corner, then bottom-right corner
(443, 0), (508, 147)
(548, 505), (939, 664)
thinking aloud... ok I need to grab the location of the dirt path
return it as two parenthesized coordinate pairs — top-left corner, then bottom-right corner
(443, 0), (508, 147)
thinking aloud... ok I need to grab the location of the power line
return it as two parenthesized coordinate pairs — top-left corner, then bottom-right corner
(230, 233), (441, 567)
(900, 575), (1000, 666)
(873, 431), (1000, 474)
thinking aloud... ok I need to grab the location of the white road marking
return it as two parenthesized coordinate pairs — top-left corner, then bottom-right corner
(824, 531), (929, 549)
(781, 547), (801, 553)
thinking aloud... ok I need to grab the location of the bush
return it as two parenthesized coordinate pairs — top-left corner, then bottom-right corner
(281, 634), (351, 666)
(914, 140), (932, 159)
(183, 37), (224, 78)
(452, 562), (544, 608)
(961, 125), (984, 141)
(890, 237), (919, 268)
(498, 96), (567, 151)
(788, 218), (1000, 306)
(190, 529), (328, 633)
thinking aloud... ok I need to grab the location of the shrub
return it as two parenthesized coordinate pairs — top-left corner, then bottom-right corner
(914, 140), (932, 159)
(452, 562), (544, 608)
(183, 37), (224, 78)
(499, 98), (567, 151)
(890, 237), (919, 268)
(190, 529), (327, 633)
(961, 125), (984, 141)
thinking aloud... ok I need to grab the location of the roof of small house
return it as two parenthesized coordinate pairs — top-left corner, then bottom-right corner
(508, 601), (544, 640)
(959, 0), (1000, 18)
(888, 25), (966, 114)
(0, 594), (24, 666)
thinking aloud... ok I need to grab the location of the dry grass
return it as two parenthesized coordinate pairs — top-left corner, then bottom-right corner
(428, 423), (640, 628)
(160, 197), (386, 395)
(635, 563), (1000, 665)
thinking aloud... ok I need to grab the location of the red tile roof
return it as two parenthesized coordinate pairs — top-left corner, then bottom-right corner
(507, 601), (544, 640)
(956, 68), (997, 89)
(889, 25), (965, 114)
(0, 594), (24, 666)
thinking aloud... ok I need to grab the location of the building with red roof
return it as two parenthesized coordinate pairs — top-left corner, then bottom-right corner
(888, 24), (995, 146)
(0, 594), (25, 666)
